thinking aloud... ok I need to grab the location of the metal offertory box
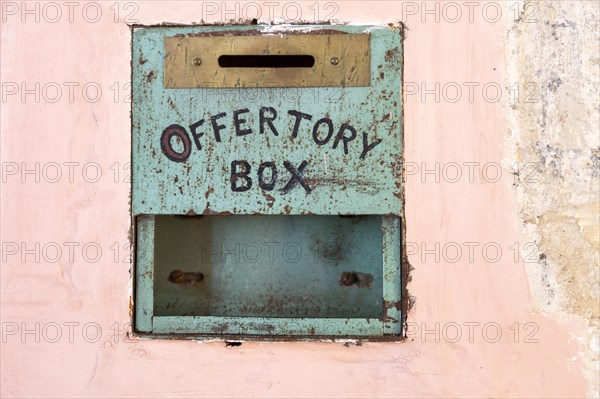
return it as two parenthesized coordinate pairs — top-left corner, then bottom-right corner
(132, 25), (403, 339)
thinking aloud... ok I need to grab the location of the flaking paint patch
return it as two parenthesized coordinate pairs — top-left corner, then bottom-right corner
(505, 1), (600, 396)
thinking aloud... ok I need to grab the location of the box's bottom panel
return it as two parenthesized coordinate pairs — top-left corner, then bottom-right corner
(152, 215), (385, 319)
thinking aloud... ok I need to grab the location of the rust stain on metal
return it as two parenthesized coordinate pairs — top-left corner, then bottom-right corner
(339, 271), (373, 288)
(145, 70), (156, 83)
(384, 48), (400, 63)
(198, 210), (234, 216)
(262, 191), (275, 207)
(168, 269), (204, 285)
(381, 300), (402, 323)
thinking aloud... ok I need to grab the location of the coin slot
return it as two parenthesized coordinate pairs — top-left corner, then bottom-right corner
(218, 55), (315, 68)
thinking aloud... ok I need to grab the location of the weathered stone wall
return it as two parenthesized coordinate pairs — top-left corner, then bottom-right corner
(505, 1), (599, 396)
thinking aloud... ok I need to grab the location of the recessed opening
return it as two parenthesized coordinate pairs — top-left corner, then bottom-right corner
(218, 55), (315, 68)
(152, 215), (385, 319)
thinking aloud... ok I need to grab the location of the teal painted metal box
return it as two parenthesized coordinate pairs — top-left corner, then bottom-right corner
(132, 24), (403, 339)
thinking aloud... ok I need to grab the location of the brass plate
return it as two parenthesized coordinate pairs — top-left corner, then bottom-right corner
(164, 33), (370, 88)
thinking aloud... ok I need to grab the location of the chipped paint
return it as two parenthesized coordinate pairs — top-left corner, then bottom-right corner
(505, 1), (599, 396)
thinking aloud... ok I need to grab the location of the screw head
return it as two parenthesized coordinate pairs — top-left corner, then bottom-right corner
(193, 57), (202, 66)
(330, 56), (340, 66)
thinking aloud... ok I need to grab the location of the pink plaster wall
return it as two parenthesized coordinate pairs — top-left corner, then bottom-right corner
(0, 1), (589, 397)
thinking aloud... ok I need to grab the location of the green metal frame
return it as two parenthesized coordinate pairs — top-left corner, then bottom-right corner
(132, 24), (403, 339)
(136, 215), (401, 337)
